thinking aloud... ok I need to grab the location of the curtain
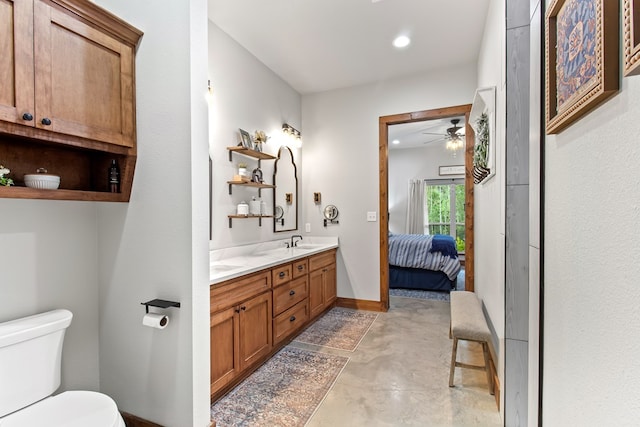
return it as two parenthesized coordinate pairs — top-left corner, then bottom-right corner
(405, 179), (425, 234)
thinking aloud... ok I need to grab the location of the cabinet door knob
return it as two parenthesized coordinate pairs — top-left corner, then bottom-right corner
(240, 306), (246, 311)
(22, 113), (33, 121)
(41, 117), (52, 126)
(289, 290), (295, 296)
(289, 315), (296, 322)
(234, 307), (241, 313)
(279, 272), (285, 278)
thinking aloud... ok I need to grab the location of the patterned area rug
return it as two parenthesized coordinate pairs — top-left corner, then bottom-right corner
(390, 268), (465, 302)
(293, 307), (378, 351)
(210, 347), (348, 427)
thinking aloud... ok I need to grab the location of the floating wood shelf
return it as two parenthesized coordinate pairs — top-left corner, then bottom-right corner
(227, 146), (276, 162)
(227, 181), (275, 195)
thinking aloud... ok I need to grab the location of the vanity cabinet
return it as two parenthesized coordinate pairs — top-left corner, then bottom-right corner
(309, 249), (337, 318)
(210, 271), (272, 396)
(0, 0), (142, 201)
(210, 248), (336, 401)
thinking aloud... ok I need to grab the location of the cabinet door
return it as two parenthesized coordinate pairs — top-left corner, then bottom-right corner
(210, 306), (240, 396)
(239, 291), (272, 369)
(323, 262), (337, 308)
(33, 0), (136, 147)
(309, 268), (325, 319)
(0, 0), (34, 125)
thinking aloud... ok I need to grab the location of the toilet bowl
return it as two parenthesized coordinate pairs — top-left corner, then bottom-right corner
(0, 310), (125, 427)
(0, 391), (125, 427)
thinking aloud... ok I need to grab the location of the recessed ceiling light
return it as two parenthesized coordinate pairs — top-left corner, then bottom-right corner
(393, 35), (411, 49)
(392, 139), (400, 145)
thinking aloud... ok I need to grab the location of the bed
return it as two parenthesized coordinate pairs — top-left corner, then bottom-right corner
(388, 233), (461, 292)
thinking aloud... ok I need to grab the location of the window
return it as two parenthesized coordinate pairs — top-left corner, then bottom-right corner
(425, 179), (465, 252)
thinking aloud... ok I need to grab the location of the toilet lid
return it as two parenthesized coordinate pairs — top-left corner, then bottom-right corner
(0, 391), (123, 427)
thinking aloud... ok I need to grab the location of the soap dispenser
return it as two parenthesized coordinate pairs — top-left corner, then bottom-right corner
(237, 201), (249, 216)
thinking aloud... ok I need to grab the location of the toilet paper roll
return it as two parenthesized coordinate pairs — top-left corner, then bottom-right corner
(143, 313), (169, 329)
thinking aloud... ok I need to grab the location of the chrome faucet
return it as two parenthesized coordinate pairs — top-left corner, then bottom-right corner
(291, 235), (303, 247)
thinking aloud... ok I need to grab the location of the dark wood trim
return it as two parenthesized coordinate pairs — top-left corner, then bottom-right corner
(336, 297), (387, 312)
(379, 104), (474, 303)
(121, 412), (164, 427)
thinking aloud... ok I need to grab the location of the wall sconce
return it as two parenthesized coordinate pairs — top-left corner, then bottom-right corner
(282, 123), (302, 148)
(314, 192), (321, 204)
(285, 193), (293, 204)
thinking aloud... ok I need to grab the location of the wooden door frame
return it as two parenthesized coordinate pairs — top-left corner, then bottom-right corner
(379, 104), (474, 311)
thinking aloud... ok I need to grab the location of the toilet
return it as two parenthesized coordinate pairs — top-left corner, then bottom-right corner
(0, 309), (125, 427)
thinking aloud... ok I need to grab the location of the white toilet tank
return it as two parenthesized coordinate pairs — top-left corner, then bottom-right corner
(0, 309), (73, 417)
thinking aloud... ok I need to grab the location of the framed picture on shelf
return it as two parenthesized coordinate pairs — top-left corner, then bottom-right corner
(545, 0), (619, 134)
(239, 128), (253, 149)
(623, 0), (640, 76)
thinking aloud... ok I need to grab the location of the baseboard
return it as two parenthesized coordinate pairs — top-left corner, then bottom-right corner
(121, 412), (164, 427)
(336, 297), (386, 312)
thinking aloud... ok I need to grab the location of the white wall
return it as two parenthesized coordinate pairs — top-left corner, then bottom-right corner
(388, 145), (464, 234)
(474, 0), (506, 403)
(94, 1), (210, 426)
(301, 65), (477, 301)
(542, 30), (640, 427)
(0, 200), (100, 392)
(208, 21), (302, 249)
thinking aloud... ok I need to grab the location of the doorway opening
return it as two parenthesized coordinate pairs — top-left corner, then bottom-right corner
(378, 104), (474, 311)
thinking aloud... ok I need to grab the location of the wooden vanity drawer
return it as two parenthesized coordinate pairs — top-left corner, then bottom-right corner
(273, 301), (309, 345)
(210, 270), (271, 313)
(272, 264), (292, 287)
(292, 259), (308, 279)
(309, 249), (336, 272)
(273, 276), (308, 315)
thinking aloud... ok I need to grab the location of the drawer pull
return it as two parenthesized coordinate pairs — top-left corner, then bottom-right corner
(289, 315), (296, 322)
(279, 272), (286, 278)
(289, 290), (295, 296)
(297, 265), (304, 270)
(41, 117), (52, 126)
(22, 112), (33, 121)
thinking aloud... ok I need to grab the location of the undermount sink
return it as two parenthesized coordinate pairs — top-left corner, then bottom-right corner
(210, 264), (242, 273)
(293, 243), (323, 250)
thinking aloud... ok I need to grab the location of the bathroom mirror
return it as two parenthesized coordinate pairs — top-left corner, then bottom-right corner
(273, 146), (298, 232)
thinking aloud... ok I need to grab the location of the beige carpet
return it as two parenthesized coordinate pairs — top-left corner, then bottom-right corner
(293, 307), (378, 351)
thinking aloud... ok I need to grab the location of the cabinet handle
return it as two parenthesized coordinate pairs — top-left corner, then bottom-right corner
(234, 307), (241, 313)
(241, 306), (246, 311)
(289, 315), (296, 322)
(279, 272), (286, 278)
(22, 113), (33, 121)
(289, 290), (295, 296)
(41, 117), (52, 126)
(297, 265), (304, 270)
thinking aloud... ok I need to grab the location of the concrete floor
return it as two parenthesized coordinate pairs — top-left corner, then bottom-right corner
(291, 296), (502, 427)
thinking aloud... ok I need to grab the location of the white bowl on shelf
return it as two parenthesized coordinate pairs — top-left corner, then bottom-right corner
(24, 169), (60, 190)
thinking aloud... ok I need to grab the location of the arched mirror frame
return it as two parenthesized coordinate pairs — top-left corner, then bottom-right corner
(273, 146), (298, 232)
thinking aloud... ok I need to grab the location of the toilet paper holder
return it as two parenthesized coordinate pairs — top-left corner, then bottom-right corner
(141, 299), (181, 314)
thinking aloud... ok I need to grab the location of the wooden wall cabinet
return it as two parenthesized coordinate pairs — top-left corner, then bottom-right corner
(0, 0), (142, 202)
(308, 249), (337, 318)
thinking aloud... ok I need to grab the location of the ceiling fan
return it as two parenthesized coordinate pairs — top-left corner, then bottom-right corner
(422, 118), (465, 152)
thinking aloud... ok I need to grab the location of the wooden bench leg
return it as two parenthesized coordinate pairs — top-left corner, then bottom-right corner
(449, 337), (458, 387)
(482, 341), (494, 395)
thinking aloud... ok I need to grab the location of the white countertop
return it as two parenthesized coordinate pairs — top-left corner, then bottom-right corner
(210, 236), (339, 284)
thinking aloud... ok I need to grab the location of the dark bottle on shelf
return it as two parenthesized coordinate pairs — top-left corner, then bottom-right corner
(108, 159), (120, 193)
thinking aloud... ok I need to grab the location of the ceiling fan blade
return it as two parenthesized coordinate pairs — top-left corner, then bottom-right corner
(422, 132), (445, 136)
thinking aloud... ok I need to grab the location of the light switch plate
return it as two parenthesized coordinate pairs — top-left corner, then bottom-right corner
(367, 212), (377, 222)
(305, 223), (311, 233)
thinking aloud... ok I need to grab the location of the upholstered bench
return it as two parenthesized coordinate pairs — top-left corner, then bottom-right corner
(449, 291), (494, 394)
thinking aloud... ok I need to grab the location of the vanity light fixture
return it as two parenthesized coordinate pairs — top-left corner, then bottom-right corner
(282, 123), (302, 148)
